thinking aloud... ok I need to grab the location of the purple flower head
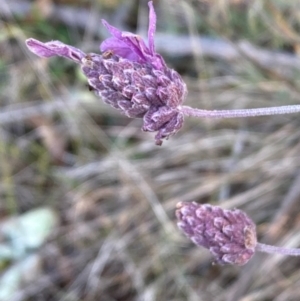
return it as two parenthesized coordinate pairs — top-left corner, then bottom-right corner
(176, 202), (257, 266)
(25, 1), (187, 145)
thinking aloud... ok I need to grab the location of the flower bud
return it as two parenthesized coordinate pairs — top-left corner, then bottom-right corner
(176, 202), (257, 265)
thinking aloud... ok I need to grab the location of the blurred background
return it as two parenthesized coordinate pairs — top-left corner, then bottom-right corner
(1, 0), (300, 300)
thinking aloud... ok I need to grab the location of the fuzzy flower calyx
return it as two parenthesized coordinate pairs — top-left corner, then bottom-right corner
(25, 1), (187, 145)
(176, 202), (257, 266)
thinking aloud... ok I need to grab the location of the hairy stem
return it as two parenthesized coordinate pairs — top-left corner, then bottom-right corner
(180, 105), (300, 119)
(256, 242), (300, 256)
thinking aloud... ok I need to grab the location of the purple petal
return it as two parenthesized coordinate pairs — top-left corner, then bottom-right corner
(100, 2), (166, 70)
(148, 1), (156, 55)
(101, 20), (148, 63)
(100, 37), (140, 62)
(26, 38), (85, 63)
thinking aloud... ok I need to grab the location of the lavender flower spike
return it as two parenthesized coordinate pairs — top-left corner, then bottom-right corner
(26, 1), (300, 145)
(25, 1), (187, 145)
(176, 202), (300, 266)
(176, 202), (257, 266)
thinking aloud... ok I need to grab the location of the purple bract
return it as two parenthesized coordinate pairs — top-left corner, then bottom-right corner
(100, 2), (166, 71)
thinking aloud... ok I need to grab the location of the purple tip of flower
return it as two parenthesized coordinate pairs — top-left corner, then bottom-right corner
(176, 202), (257, 266)
(100, 1), (166, 70)
(100, 36), (141, 62)
(25, 38), (85, 63)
